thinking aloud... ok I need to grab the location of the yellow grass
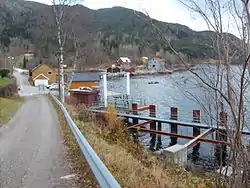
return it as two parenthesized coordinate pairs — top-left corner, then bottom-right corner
(51, 101), (217, 188)
(78, 120), (176, 188)
(75, 117), (218, 188)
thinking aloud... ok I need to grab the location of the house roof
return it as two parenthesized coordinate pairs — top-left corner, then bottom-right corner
(119, 57), (131, 63)
(152, 58), (165, 62)
(33, 73), (50, 80)
(26, 59), (38, 70)
(69, 73), (101, 82)
(31, 63), (55, 72)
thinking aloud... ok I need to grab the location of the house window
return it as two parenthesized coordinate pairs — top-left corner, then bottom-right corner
(48, 71), (52, 75)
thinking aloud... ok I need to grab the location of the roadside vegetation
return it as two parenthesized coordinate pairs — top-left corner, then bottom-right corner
(0, 68), (11, 87)
(28, 77), (33, 86)
(0, 77), (10, 87)
(52, 98), (219, 188)
(0, 97), (23, 125)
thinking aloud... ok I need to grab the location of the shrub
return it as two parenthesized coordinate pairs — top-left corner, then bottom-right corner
(75, 103), (92, 122)
(0, 78), (17, 97)
(105, 104), (118, 131)
(0, 69), (10, 78)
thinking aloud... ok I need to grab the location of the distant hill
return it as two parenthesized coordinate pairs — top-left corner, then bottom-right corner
(0, 0), (242, 67)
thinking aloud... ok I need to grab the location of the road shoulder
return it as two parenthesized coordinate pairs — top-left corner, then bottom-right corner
(0, 97), (24, 126)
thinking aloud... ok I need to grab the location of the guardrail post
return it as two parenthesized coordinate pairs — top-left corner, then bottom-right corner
(149, 104), (156, 150)
(169, 107), (178, 146)
(215, 111), (228, 166)
(132, 103), (139, 142)
(156, 122), (162, 150)
(192, 110), (201, 160)
(50, 94), (121, 187)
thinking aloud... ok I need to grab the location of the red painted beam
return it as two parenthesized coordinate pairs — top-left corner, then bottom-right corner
(90, 110), (250, 136)
(137, 128), (230, 145)
(127, 120), (153, 129)
(128, 105), (150, 112)
(184, 128), (214, 149)
(137, 105), (150, 111)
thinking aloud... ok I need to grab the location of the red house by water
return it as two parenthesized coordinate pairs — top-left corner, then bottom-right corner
(117, 57), (131, 70)
(124, 68), (135, 73)
(117, 57), (131, 65)
(24, 50), (33, 55)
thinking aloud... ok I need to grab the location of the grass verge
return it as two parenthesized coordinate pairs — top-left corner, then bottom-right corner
(0, 97), (23, 125)
(0, 78), (10, 87)
(50, 97), (99, 188)
(74, 105), (218, 188)
(52, 99), (219, 188)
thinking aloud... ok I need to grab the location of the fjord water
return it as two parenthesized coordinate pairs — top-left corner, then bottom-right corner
(102, 64), (250, 169)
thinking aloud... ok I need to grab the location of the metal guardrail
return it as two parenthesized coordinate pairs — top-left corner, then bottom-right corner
(89, 109), (250, 135)
(50, 94), (121, 188)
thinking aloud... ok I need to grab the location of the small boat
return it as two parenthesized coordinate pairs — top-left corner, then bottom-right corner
(92, 85), (101, 90)
(148, 81), (159, 84)
(107, 90), (122, 97)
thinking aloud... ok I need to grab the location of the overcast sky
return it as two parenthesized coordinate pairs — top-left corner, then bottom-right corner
(30, 0), (240, 36)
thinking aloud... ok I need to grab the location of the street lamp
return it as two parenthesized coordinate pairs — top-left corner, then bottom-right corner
(8, 56), (15, 75)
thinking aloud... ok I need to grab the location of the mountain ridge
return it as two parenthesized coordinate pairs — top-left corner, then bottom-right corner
(0, 0), (242, 66)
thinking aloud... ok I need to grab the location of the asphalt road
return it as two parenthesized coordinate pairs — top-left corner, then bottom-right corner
(0, 70), (73, 188)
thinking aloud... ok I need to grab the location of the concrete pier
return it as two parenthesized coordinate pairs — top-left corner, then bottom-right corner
(162, 144), (187, 165)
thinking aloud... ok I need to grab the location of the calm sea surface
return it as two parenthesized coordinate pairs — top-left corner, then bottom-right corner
(100, 65), (250, 168)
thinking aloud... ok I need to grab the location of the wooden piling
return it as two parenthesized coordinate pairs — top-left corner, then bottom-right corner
(192, 110), (201, 160)
(193, 110), (201, 136)
(217, 111), (228, 143)
(156, 122), (162, 150)
(219, 111), (228, 126)
(132, 103), (139, 142)
(215, 111), (228, 166)
(169, 107), (178, 146)
(149, 105), (156, 150)
(132, 103), (139, 124)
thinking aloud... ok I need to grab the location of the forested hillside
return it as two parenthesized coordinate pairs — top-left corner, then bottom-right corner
(0, 0), (242, 68)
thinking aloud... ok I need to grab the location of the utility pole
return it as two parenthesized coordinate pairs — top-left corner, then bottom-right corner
(126, 72), (130, 96)
(69, 64), (76, 90)
(8, 56), (14, 75)
(60, 47), (65, 103)
(56, 54), (61, 99)
(4, 56), (7, 68)
(103, 73), (108, 108)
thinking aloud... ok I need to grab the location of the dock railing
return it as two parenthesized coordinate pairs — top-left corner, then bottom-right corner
(50, 94), (121, 188)
(89, 109), (250, 136)
(92, 94), (147, 111)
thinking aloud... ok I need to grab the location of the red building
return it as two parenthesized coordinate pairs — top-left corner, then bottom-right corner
(68, 90), (100, 106)
(117, 57), (131, 69)
(87, 68), (105, 73)
(124, 68), (135, 73)
(107, 67), (121, 73)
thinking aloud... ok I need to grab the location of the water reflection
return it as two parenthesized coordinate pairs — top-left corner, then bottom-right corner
(102, 64), (249, 168)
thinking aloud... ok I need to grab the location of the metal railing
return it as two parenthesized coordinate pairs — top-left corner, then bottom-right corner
(94, 94), (147, 110)
(89, 109), (250, 135)
(50, 94), (121, 188)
